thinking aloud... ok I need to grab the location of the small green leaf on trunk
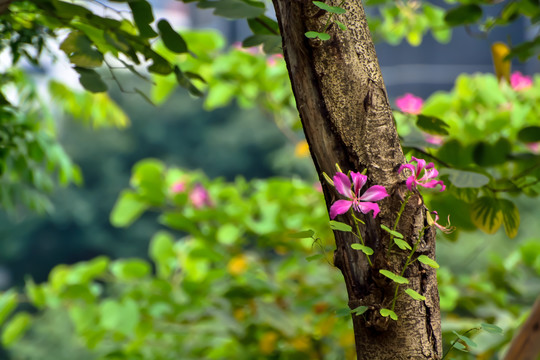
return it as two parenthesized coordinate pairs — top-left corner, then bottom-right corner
(351, 244), (374, 255)
(329, 220), (352, 232)
(380, 224), (403, 238)
(380, 308), (398, 320)
(417, 255), (439, 268)
(379, 270), (409, 284)
(405, 288), (426, 301)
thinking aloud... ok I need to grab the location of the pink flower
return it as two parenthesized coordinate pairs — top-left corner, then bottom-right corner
(430, 211), (455, 234)
(329, 172), (389, 219)
(189, 184), (212, 208)
(399, 157), (445, 192)
(396, 93), (423, 115)
(233, 42), (261, 55)
(267, 53), (284, 67)
(510, 71), (532, 91)
(425, 134), (444, 146)
(171, 180), (186, 194)
(313, 182), (323, 193)
(527, 142), (539, 154)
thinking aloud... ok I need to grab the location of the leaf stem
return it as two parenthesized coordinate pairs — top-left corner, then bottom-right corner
(441, 327), (480, 360)
(390, 226), (427, 311)
(353, 216), (373, 267)
(321, 0), (346, 33)
(387, 192), (411, 254)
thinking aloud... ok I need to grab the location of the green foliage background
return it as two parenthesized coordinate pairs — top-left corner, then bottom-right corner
(0, 0), (539, 359)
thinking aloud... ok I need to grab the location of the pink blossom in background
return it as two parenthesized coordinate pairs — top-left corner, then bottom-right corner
(395, 93), (423, 114)
(171, 180), (186, 194)
(425, 134), (444, 146)
(189, 184), (212, 208)
(527, 142), (539, 154)
(399, 156), (445, 192)
(510, 71), (533, 91)
(233, 42), (261, 55)
(329, 172), (389, 219)
(267, 53), (284, 67)
(313, 182), (323, 193)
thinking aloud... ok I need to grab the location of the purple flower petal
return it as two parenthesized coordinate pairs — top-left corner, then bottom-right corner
(412, 157), (426, 174)
(421, 168), (439, 180)
(406, 176), (416, 191)
(330, 200), (352, 219)
(359, 185), (389, 202)
(418, 179), (445, 191)
(333, 172), (354, 198)
(398, 163), (415, 175)
(356, 202), (381, 218)
(350, 172), (367, 197)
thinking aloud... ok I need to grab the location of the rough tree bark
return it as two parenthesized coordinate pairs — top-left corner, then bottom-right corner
(272, 1), (442, 359)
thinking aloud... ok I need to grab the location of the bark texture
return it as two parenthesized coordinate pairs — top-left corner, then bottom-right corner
(272, 1), (442, 359)
(503, 296), (540, 360)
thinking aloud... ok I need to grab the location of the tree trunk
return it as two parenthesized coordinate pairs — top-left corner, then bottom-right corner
(272, 1), (442, 359)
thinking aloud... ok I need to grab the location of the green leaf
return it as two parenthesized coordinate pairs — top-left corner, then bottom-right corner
(417, 255), (439, 269)
(335, 20), (347, 30)
(472, 138), (511, 167)
(380, 224), (403, 238)
(60, 31), (104, 68)
(157, 20), (188, 53)
(379, 269), (409, 284)
(53, 1), (92, 18)
(289, 230), (315, 238)
(313, 1), (346, 14)
(444, 4), (482, 26)
(128, 0), (158, 38)
(380, 308), (398, 320)
(68, 256), (109, 284)
(212, 0), (265, 19)
(481, 323), (503, 335)
(110, 190), (148, 227)
(405, 288), (426, 301)
(2, 312), (31, 347)
(247, 15), (279, 35)
(174, 66), (203, 96)
(25, 278), (46, 309)
(74, 67), (107, 93)
(518, 126), (540, 143)
(471, 196), (503, 234)
(329, 220), (352, 232)
(147, 50), (173, 75)
(149, 231), (176, 278)
(111, 259), (150, 280)
(306, 254), (325, 262)
(351, 306), (368, 315)
(351, 244), (374, 255)
(335, 308), (352, 317)
(100, 298), (140, 336)
(394, 238), (412, 251)
(453, 331), (478, 348)
(312, 1), (333, 11)
(416, 115), (449, 135)
(0, 291), (17, 326)
(453, 341), (467, 352)
(217, 224), (241, 245)
(242, 34), (282, 54)
(439, 168), (490, 188)
(305, 31), (331, 40)
(499, 199), (520, 238)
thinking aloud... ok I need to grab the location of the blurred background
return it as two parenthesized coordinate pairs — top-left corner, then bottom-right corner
(0, 0), (539, 359)
(0, 0), (537, 290)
